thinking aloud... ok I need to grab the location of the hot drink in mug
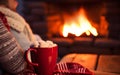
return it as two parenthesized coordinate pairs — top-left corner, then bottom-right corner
(26, 40), (58, 75)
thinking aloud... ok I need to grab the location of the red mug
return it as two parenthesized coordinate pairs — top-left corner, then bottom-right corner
(26, 46), (58, 75)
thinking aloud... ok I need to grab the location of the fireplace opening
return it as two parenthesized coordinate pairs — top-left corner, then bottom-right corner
(46, 1), (108, 39)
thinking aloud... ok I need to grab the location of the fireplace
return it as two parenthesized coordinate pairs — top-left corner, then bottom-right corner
(24, 0), (120, 58)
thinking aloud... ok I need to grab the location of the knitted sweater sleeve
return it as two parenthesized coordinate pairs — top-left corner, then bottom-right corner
(0, 18), (27, 74)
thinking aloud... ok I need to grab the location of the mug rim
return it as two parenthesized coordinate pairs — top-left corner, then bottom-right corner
(31, 46), (58, 49)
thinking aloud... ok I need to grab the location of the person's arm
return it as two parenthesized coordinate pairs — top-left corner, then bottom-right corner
(0, 18), (27, 74)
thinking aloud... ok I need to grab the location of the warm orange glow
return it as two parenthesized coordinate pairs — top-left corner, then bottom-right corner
(62, 8), (98, 37)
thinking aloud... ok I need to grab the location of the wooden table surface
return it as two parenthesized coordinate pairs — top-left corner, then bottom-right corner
(59, 53), (120, 75)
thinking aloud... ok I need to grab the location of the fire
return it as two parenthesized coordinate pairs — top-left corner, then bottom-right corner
(62, 8), (98, 37)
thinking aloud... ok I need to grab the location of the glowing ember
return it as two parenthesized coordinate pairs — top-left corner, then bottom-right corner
(62, 8), (98, 37)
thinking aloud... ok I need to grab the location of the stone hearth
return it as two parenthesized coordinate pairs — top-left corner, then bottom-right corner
(49, 37), (120, 58)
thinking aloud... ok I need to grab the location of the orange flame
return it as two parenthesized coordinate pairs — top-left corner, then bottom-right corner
(62, 8), (98, 37)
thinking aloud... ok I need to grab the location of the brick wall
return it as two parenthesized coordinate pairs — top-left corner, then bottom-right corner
(23, 1), (48, 39)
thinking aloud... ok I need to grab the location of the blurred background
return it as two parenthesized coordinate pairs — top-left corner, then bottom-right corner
(17, 0), (120, 59)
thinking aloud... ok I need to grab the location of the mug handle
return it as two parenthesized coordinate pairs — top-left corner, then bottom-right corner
(26, 48), (39, 66)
